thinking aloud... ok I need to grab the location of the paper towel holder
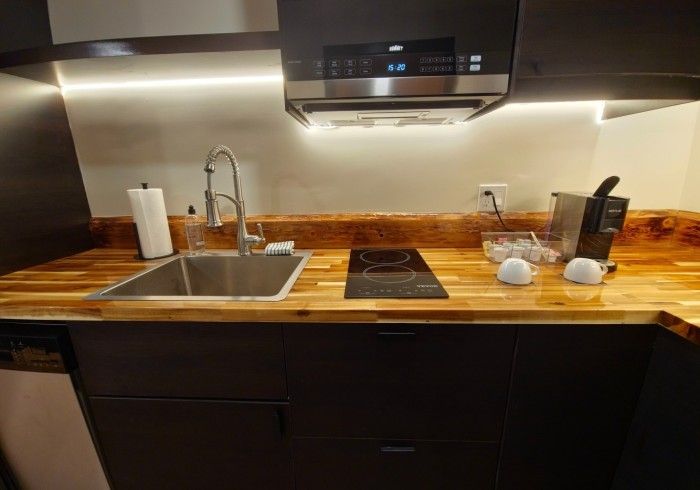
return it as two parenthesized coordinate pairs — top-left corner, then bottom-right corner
(131, 182), (179, 260)
(132, 223), (179, 260)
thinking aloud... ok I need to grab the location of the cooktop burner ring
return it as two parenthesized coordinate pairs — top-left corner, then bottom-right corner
(362, 265), (417, 284)
(360, 250), (411, 265)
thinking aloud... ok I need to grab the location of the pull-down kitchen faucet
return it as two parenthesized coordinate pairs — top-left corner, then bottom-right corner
(203, 145), (265, 256)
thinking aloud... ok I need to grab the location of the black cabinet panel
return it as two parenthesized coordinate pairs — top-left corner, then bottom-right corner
(0, 70), (92, 276)
(513, 0), (700, 100)
(497, 324), (657, 490)
(285, 323), (516, 440)
(612, 329), (700, 490)
(70, 322), (286, 399)
(90, 397), (292, 490)
(0, 1), (52, 53)
(294, 438), (498, 490)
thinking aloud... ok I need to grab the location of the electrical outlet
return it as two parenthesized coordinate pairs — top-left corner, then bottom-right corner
(477, 184), (508, 213)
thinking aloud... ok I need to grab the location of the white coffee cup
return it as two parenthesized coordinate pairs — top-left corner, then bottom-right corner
(563, 258), (608, 284)
(497, 258), (539, 285)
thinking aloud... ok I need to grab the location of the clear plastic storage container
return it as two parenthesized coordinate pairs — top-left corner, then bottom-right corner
(481, 232), (564, 264)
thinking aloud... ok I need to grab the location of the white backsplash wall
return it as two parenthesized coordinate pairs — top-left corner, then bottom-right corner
(680, 105), (700, 213)
(590, 102), (699, 213)
(62, 79), (700, 217)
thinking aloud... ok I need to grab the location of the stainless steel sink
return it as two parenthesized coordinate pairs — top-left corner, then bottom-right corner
(85, 251), (312, 301)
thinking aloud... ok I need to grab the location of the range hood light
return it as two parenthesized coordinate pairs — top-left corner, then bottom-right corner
(60, 75), (283, 93)
(306, 123), (338, 131)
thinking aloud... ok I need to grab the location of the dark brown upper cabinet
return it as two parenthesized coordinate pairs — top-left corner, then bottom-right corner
(0, 31), (280, 86)
(0, 0), (52, 54)
(511, 0), (700, 101)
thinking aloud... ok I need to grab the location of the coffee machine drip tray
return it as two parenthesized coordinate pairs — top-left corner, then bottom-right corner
(344, 249), (449, 299)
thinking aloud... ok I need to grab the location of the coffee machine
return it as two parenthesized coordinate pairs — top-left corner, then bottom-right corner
(548, 176), (629, 272)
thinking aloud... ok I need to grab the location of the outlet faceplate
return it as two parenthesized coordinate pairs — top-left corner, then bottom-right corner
(477, 184), (507, 213)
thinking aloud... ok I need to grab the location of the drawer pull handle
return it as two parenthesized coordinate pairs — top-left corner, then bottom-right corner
(377, 332), (416, 337)
(380, 446), (416, 453)
(273, 408), (285, 440)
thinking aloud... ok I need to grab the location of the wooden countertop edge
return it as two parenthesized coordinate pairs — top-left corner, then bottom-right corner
(0, 246), (698, 345)
(1, 307), (693, 343)
(0, 303), (674, 326)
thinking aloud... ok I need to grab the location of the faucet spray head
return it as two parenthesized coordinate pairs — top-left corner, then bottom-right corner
(204, 189), (223, 228)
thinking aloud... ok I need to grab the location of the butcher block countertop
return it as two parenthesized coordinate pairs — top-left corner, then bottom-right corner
(0, 247), (698, 343)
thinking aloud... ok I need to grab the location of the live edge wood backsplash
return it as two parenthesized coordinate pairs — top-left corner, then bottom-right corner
(89, 210), (700, 250)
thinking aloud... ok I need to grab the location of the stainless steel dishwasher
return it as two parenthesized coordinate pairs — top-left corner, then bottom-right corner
(0, 322), (109, 490)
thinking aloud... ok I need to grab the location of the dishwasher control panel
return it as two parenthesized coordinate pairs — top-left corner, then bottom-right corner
(0, 335), (67, 373)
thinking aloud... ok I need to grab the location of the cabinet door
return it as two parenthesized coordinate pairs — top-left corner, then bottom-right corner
(294, 438), (498, 490)
(90, 397), (292, 490)
(0, 1), (52, 53)
(497, 324), (657, 490)
(513, 0), (700, 100)
(70, 322), (286, 399)
(612, 329), (700, 490)
(285, 323), (516, 441)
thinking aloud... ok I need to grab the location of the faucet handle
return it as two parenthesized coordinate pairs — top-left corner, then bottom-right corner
(256, 223), (266, 242)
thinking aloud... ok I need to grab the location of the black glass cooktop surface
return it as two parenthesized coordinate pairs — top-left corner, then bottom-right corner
(344, 248), (449, 299)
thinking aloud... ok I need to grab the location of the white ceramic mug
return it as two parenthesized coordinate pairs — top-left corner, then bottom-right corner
(497, 258), (540, 285)
(563, 257), (608, 284)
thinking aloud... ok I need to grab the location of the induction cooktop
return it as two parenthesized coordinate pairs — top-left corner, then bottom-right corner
(344, 248), (449, 299)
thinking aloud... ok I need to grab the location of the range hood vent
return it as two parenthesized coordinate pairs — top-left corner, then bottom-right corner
(294, 95), (499, 127)
(327, 116), (450, 128)
(302, 99), (485, 113)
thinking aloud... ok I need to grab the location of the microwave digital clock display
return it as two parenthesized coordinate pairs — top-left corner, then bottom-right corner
(387, 63), (407, 72)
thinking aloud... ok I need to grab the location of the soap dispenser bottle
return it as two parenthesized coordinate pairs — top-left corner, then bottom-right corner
(184, 204), (206, 255)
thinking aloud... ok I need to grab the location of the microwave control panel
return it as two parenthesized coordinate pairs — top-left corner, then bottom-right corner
(286, 52), (490, 81)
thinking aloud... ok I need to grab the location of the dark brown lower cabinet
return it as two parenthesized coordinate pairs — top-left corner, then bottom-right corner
(284, 323), (516, 441)
(293, 438), (498, 490)
(65, 320), (694, 489)
(69, 322), (286, 399)
(497, 324), (658, 490)
(612, 329), (700, 490)
(89, 397), (292, 490)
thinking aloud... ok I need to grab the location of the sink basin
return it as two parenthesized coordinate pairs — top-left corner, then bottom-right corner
(85, 251), (312, 301)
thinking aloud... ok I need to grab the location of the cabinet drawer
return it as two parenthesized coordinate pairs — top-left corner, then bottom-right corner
(90, 397), (292, 490)
(70, 322), (286, 399)
(294, 437), (498, 490)
(285, 323), (516, 440)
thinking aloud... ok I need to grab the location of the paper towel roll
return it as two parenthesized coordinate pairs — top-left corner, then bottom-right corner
(127, 187), (174, 259)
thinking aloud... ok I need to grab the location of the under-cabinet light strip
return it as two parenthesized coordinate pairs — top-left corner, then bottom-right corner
(595, 101), (606, 124)
(60, 75), (283, 93)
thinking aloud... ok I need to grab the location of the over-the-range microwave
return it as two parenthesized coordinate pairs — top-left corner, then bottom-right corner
(277, 0), (520, 127)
